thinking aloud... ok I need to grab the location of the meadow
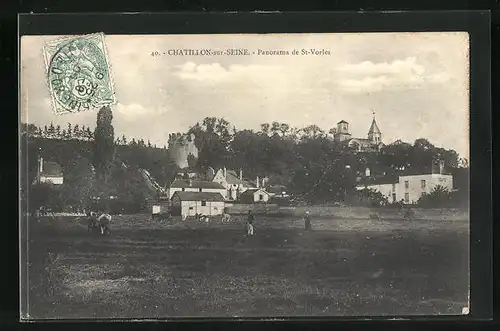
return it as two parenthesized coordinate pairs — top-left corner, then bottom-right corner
(25, 213), (469, 319)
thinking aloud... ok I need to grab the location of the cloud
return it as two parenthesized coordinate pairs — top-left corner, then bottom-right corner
(174, 62), (282, 83)
(114, 102), (167, 120)
(336, 57), (452, 93)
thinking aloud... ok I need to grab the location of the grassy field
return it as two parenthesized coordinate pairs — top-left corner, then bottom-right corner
(25, 214), (469, 319)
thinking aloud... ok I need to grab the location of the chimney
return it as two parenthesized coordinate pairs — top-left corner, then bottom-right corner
(365, 167), (371, 177)
(223, 167), (227, 178)
(256, 176), (260, 188)
(188, 179), (192, 186)
(239, 168), (243, 180)
(439, 160), (444, 174)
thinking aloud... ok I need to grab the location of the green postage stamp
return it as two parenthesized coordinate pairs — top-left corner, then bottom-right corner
(43, 33), (116, 114)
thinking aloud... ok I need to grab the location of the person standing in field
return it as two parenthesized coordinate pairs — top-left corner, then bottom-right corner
(304, 211), (312, 231)
(246, 210), (255, 236)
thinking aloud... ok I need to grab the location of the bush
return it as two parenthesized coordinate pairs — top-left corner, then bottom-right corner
(347, 188), (389, 207)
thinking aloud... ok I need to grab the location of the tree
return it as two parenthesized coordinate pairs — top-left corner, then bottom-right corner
(73, 124), (80, 139)
(187, 153), (197, 169)
(417, 185), (451, 208)
(55, 124), (61, 138)
(260, 123), (270, 135)
(122, 135), (127, 145)
(67, 123), (72, 138)
(93, 106), (115, 183)
(62, 156), (95, 211)
(48, 122), (55, 138)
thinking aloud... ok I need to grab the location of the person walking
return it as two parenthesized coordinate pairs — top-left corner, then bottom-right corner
(304, 211), (312, 231)
(246, 210), (255, 236)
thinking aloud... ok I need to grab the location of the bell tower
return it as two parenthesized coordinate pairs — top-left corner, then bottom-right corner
(368, 111), (382, 144)
(334, 120), (352, 142)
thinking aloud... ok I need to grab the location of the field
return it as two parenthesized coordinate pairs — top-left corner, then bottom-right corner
(24, 214), (469, 319)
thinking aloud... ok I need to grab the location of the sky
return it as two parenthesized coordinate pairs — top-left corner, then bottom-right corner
(20, 32), (470, 158)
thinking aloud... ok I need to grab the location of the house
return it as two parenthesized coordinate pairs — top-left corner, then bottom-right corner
(207, 167), (253, 201)
(239, 188), (271, 204)
(166, 179), (226, 199)
(356, 169), (453, 204)
(266, 185), (290, 198)
(333, 115), (385, 152)
(170, 191), (225, 217)
(35, 156), (63, 185)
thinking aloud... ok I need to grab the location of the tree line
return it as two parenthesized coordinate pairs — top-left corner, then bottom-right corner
(170, 117), (468, 205)
(21, 122), (166, 148)
(21, 111), (469, 213)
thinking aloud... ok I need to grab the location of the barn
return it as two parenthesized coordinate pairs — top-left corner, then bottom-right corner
(239, 188), (271, 204)
(171, 191), (225, 217)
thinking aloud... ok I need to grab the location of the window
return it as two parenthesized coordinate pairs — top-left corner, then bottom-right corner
(201, 201), (207, 206)
(404, 181), (409, 189)
(182, 188), (185, 191)
(259, 194), (264, 201)
(189, 207), (193, 210)
(199, 188), (202, 192)
(404, 193), (409, 203)
(214, 207), (218, 211)
(421, 180), (426, 190)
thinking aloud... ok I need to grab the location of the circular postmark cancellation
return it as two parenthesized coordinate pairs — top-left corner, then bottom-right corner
(45, 34), (116, 114)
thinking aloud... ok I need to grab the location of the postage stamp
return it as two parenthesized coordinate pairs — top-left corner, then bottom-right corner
(42, 33), (116, 115)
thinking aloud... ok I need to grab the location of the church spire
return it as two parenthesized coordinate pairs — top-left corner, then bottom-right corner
(368, 111), (381, 135)
(368, 110), (382, 144)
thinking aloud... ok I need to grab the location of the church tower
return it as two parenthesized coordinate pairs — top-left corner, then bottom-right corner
(367, 112), (382, 144)
(334, 120), (352, 142)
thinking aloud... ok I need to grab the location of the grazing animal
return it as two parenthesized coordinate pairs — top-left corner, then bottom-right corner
(221, 213), (231, 223)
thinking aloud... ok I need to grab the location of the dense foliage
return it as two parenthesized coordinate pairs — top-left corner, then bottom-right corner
(21, 114), (468, 213)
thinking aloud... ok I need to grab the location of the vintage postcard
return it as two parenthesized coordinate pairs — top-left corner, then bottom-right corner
(20, 32), (470, 319)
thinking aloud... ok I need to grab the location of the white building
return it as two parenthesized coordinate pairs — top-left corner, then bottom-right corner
(239, 188), (271, 204)
(356, 173), (453, 204)
(35, 156), (64, 185)
(171, 191), (225, 217)
(166, 179), (226, 200)
(207, 167), (254, 201)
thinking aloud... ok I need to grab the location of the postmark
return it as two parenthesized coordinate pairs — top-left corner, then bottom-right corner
(43, 33), (116, 115)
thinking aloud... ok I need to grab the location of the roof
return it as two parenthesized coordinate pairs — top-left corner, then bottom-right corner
(337, 120), (348, 124)
(172, 191), (225, 202)
(357, 175), (399, 186)
(240, 188), (270, 197)
(169, 179), (225, 189)
(41, 161), (63, 177)
(368, 118), (381, 134)
(347, 138), (373, 147)
(226, 170), (246, 185)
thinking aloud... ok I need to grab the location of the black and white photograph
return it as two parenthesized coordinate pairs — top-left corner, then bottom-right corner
(20, 31), (470, 319)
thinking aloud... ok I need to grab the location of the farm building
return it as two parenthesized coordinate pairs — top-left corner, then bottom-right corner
(166, 179), (226, 200)
(170, 191), (225, 217)
(207, 167), (253, 201)
(35, 156), (63, 185)
(356, 171), (453, 204)
(239, 188), (271, 204)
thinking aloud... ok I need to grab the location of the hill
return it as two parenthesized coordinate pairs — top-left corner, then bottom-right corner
(21, 133), (178, 214)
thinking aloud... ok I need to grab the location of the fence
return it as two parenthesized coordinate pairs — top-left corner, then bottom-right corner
(224, 204), (468, 221)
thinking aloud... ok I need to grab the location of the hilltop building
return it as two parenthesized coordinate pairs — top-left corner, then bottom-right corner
(333, 114), (385, 152)
(168, 133), (198, 169)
